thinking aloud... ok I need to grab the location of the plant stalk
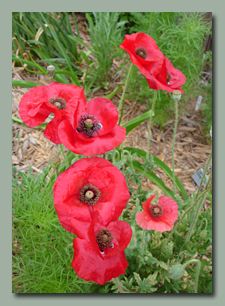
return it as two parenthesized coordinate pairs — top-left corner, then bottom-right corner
(60, 144), (69, 168)
(172, 100), (179, 194)
(118, 63), (133, 125)
(146, 91), (157, 161)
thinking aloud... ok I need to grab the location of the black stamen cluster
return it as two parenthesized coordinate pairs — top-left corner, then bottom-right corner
(76, 114), (101, 138)
(135, 47), (148, 59)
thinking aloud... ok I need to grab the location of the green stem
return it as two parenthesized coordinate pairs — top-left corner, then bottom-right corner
(172, 101), (179, 195)
(146, 91), (157, 161)
(118, 64), (133, 125)
(60, 144), (69, 168)
(140, 229), (146, 257)
(196, 150), (212, 199)
(182, 259), (201, 293)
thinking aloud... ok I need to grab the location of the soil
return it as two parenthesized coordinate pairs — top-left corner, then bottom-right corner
(12, 13), (212, 208)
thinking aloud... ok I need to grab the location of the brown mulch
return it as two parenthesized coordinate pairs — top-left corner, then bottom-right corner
(12, 13), (212, 208)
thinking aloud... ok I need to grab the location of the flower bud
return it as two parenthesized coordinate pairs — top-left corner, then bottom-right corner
(145, 232), (151, 242)
(199, 230), (207, 239)
(172, 90), (182, 103)
(47, 65), (55, 78)
(169, 263), (185, 280)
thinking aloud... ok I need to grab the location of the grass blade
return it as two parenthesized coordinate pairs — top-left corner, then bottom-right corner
(12, 80), (43, 88)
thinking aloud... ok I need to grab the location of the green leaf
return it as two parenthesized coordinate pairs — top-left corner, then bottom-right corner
(103, 86), (122, 100)
(38, 13), (80, 86)
(68, 35), (90, 49)
(12, 55), (46, 72)
(124, 147), (189, 201)
(158, 261), (169, 270)
(12, 115), (47, 129)
(162, 241), (174, 258)
(79, 50), (91, 64)
(122, 110), (153, 134)
(12, 80), (43, 88)
(130, 160), (175, 199)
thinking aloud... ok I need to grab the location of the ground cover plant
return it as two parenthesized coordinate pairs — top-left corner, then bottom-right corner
(12, 12), (212, 293)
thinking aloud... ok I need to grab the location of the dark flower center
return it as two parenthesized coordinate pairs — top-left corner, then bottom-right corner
(48, 96), (66, 110)
(76, 114), (102, 138)
(149, 204), (163, 217)
(79, 184), (100, 205)
(135, 47), (148, 59)
(167, 72), (172, 84)
(96, 228), (114, 251)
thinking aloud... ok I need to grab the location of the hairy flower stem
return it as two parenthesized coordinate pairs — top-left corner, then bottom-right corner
(112, 277), (130, 293)
(60, 144), (69, 168)
(146, 91), (157, 161)
(140, 229), (146, 257)
(182, 259), (201, 293)
(118, 64), (133, 125)
(196, 150), (212, 199)
(172, 101), (179, 195)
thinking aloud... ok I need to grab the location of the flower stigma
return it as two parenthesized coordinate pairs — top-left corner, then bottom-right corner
(48, 96), (66, 110)
(149, 204), (163, 217)
(79, 184), (100, 205)
(135, 47), (148, 59)
(76, 114), (102, 138)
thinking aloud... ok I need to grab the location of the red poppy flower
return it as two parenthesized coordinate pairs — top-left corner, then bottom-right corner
(58, 97), (126, 155)
(19, 82), (86, 144)
(145, 56), (186, 93)
(53, 157), (130, 238)
(120, 32), (186, 93)
(71, 212), (132, 285)
(135, 195), (178, 232)
(120, 32), (165, 79)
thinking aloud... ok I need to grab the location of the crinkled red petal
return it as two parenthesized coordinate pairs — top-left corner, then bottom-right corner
(85, 97), (119, 136)
(120, 33), (165, 78)
(19, 82), (86, 143)
(53, 157), (130, 237)
(146, 57), (186, 93)
(87, 212), (133, 257)
(136, 195), (178, 232)
(46, 82), (86, 104)
(58, 119), (126, 155)
(72, 238), (129, 285)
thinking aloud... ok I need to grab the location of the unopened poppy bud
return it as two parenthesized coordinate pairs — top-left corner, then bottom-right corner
(145, 233), (151, 242)
(169, 263), (185, 280)
(172, 90), (182, 103)
(199, 230), (207, 239)
(47, 65), (55, 78)
(49, 155), (60, 168)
